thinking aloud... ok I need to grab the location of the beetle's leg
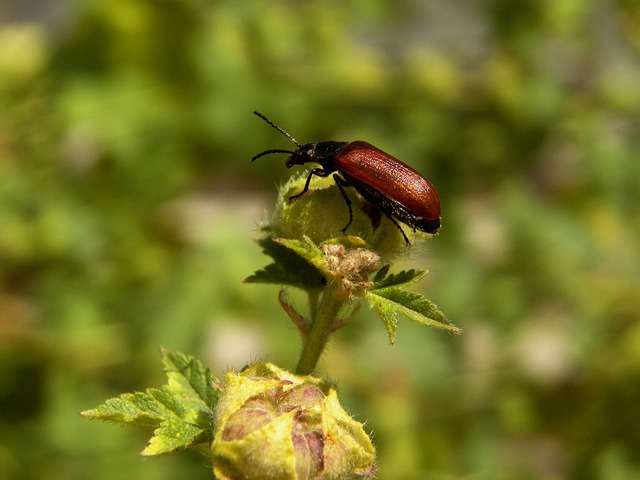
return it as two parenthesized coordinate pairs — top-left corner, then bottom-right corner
(332, 174), (354, 234)
(373, 202), (411, 245)
(289, 168), (329, 202)
(385, 214), (411, 245)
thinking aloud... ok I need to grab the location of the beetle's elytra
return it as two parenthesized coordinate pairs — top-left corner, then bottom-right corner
(251, 111), (441, 244)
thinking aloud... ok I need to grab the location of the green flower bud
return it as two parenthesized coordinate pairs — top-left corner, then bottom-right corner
(272, 173), (408, 261)
(212, 363), (376, 480)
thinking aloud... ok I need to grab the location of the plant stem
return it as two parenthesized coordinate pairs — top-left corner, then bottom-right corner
(295, 285), (346, 375)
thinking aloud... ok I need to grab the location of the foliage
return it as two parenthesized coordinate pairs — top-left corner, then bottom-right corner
(1, 0), (640, 479)
(81, 350), (218, 455)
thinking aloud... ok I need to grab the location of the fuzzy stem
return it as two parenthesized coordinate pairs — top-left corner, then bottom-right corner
(295, 285), (347, 375)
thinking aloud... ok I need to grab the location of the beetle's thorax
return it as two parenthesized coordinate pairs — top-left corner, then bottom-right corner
(285, 141), (347, 168)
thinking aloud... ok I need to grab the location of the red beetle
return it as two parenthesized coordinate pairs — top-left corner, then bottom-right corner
(251, 111), (441, 243)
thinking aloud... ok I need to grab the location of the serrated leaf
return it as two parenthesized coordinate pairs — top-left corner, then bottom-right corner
(244, 236), (324, 289)
(81, 350), (220, 455)
(274, 237), (328, 272)
(365, 292), (400, 343)
(81, 391), (163, 427)
(162, 349), (219, 409)
(371, 269), (429, 289)
(373, 264), (391, 283)
(142, 422), (204, 456)
(365, 287), (461, 344)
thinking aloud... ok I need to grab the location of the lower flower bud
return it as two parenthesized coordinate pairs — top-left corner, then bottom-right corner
(212, 363), (376, 480)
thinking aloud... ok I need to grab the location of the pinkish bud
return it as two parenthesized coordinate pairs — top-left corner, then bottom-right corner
(212, 363), (376, 479)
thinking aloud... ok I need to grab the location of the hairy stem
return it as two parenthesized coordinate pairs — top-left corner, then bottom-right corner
(295, 285), (347, 375)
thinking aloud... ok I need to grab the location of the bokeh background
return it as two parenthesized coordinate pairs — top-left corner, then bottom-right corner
(1, 1), (640, 479)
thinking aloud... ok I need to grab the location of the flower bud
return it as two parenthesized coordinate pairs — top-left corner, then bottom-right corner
(272, 174), (407, 260)
(212, 363), (376, 480)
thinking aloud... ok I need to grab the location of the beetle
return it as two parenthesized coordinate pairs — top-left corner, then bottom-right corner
(251, 111), (441, 244)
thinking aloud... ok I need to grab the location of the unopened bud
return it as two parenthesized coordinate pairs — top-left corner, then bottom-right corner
(212, 363), (376, 480)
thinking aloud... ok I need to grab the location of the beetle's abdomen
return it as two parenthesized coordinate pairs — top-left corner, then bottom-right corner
(334, 141), (441, 222)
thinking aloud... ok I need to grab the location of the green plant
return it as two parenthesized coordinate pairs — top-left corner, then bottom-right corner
(82, 173), (459, 479)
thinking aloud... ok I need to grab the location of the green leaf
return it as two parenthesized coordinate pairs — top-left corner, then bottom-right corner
(365, 286), (461, 344)
(143, 421), (204, 456)
(244, 236), (324, 289)
(162, 349), (219, 410)
(365, 292), (400, 343)
(81, 350), (220, 455)
(372, 268), (429, 289)
(274, 237), (328, 272)
(372, 264), (391, 283)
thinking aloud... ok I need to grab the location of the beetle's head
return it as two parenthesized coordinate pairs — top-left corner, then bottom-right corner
(285, 141), (347, 168)
(251, 111), (348, 169)
(414, 216), (441, 235)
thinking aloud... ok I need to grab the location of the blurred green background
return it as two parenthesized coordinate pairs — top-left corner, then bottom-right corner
(1, 1), (639, 479)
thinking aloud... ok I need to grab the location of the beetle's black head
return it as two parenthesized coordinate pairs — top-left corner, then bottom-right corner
(285, 141), (347, 169)
(251, 112), (347, 169)
(414, 216), (441, 235)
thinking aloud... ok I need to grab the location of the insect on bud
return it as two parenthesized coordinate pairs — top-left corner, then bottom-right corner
(252, 111), (441, 246)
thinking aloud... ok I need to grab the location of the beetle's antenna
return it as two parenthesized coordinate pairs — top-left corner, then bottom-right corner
(251, 149), (296, 162)
(253, 111), (301, 147)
